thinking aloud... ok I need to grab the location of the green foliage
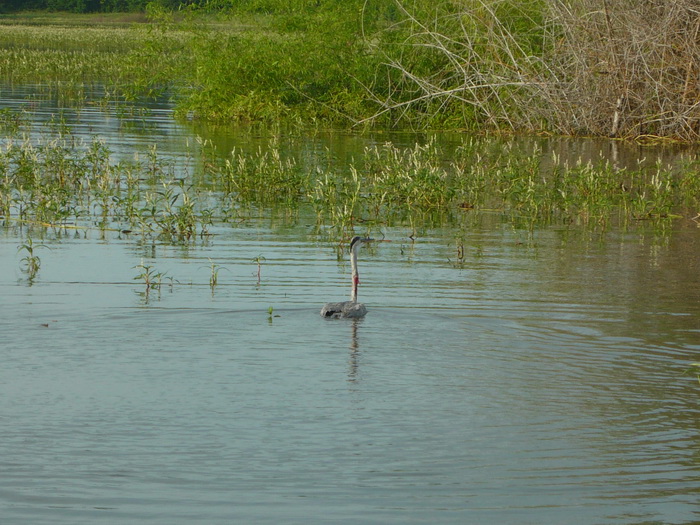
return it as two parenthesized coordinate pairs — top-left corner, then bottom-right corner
(0, 1), (552, 128)
(167, 1), (382, 124)
(0, 108), (27, 135)
(218, 142), (306, 202)
(6, 1), (700, 138)
(18, 236), (46, 281)
(1, 124), (699, 245)
(133, 259), (166, 298)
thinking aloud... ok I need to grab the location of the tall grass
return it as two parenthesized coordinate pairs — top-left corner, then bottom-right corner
(0, 21), (185, 102)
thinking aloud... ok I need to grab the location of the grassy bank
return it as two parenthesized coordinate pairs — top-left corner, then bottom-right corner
(4, 2), (700, 140)
(0, 7), (379, 123)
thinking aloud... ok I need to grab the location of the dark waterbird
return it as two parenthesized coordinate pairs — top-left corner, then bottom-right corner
(320, 236), (374, 319)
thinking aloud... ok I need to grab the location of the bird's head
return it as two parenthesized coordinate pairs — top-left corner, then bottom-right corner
(349, 236), (373, 252)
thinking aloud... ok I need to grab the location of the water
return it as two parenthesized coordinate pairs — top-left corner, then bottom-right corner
(2, 87), (700, 524)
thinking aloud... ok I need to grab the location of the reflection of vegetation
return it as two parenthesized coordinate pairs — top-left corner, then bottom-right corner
(1, 134), (699, 242)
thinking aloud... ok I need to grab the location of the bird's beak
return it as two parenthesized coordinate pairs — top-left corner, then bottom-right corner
(356, 237), (391, 245)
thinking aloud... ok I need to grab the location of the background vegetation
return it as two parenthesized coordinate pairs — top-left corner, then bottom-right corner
(1, 0), (163, 12)
(3, 0), (700, 140)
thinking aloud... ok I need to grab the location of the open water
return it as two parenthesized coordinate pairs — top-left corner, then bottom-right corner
(1, 86), (699, 524)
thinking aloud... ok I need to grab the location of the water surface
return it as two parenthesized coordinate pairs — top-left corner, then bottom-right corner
(1, 86), (699, 524)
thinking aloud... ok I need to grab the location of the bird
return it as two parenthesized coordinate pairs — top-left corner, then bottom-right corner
(320, 236), (373, 319)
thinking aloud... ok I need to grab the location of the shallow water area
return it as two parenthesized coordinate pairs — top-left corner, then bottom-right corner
(1, 86), (700, 524)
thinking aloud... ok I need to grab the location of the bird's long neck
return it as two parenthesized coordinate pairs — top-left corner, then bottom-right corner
(350, 246), (359, 302)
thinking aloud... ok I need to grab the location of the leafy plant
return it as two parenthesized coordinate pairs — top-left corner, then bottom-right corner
(18, 237), (47, 281)
(133, 260), (167, 298)
(203, 258), (228, 292)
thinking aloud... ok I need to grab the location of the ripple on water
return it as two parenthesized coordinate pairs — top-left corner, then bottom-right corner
(1, 86), (700, 523)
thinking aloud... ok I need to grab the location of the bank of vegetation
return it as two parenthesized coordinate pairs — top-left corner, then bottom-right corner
(2, 0), (700, 141)
(1, 119), (698, 243)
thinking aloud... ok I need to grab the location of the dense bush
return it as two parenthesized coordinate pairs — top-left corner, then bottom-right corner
(362, 0), (700, 139)
(4, 0), (700, 139)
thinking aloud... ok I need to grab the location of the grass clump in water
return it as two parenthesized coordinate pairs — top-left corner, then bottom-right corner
(17, 236), (46, 282)
(218, 143), (307, 204)
(2, 123), (699, 243)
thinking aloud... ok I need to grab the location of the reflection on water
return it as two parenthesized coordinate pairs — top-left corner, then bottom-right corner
(347, 318), (362, 383)
(1, 85), (700, 524)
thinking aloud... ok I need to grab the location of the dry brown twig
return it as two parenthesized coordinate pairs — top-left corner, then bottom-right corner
(362, 0), (700, 140)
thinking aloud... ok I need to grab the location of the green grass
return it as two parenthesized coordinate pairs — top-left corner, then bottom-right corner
(0, 12), (150, 27)
(0, 5), (419, 126)
(4, 3), (700, 138)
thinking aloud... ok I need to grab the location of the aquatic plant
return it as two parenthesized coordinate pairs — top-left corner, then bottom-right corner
(1, 117), (699, 253)
(252, 255), (266, 285)
(133, 260), (166, 298)
(0, 108), (27, 135)
(204, 258), (226, 291)
(219, 144), (307, 204)
(18, 237), (45, 281)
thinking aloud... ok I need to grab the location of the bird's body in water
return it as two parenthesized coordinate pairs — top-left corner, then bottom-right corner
(321, 236), (372, 319)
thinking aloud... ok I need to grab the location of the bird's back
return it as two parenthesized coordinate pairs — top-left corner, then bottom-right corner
(320, 301), (367, 319)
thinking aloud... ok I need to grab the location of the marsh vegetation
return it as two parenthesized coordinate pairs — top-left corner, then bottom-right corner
(1, 3), (699, 274)
(2, 115), (699, 249)
(4, 1), (700, 140)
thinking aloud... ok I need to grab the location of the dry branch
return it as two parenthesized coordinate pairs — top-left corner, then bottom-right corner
(363, 0), (700, 140)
